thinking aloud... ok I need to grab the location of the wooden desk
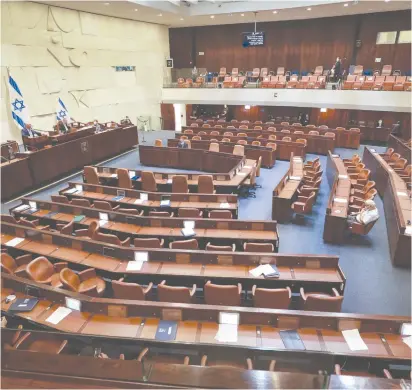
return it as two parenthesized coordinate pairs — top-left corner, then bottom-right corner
(60, 182), (239, 218)
(93, 161), (255, 194)
(323, 152), (351, 244)
(0, 158), (33, 201)
(1, 140), (19, 161)
(353, 125), (391, 143)
(1, 223), (343, 293)
(10, 200), (279, 250)
(48, 125), (96, 144)
(22, 134), (49, 151)
(139, 145), (244, 174)
(272, 156), (304, 222)
(2, 273), (410, 376)
(169, 138), (276, 168)
(388, 135), (412, 164)
(363, 147), (411, 267)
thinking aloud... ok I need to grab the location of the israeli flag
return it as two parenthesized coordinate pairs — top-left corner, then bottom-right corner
(56, 98), (72, 122)
(9, 75), (30, 130)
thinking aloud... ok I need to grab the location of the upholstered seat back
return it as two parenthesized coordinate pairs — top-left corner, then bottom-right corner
(254, 288), (291, 309)
(51, 195), (70, 204)
(141, 171), (157, 192)
(305, 294), (343, 312)
(244, 242), (274, 252)
(26, 257), (54, 282)
(209, 210), (232, 219)
(205, 243), (234, 252)
(93, 231), (120, 246)
(134, 238), (163, 248)
(112, 280), (145, 300)
(178, 208), (201, 218)
(84, 166), (99, 184)
(72, 198), (91, 208)
(198, 175), (214, 194)
(117, 168), (132, 189)
(158, 284), (191, 303)
(172, 176), (188, 193)
(1, 253), (17, 274)
(204, 282), (241, 306)
(170, 239), (198, 250)
(60, 268), (80, 292)
(93, 201), (113, 211)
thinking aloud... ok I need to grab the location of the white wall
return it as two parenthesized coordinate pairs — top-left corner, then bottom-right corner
(1, 1), (170, 142)
(162, 88), (412, 113)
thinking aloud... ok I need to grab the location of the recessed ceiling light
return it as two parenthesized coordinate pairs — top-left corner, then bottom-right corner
(241, 13), (244, 16)
(210, 15), (215, 19)
(180, 18), (184, 20)
(134, 8), (138, 11)
(344, 3), (348, 6)
(307, 7), (311, 11)
(273, 10), (278, 14)
(158, 13), (162, 16)
(384, 0), (390, 2)
(104, 2), (110, 5)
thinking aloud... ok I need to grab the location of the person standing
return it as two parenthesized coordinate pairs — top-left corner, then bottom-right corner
(332, 57), (342, 82)
(192, 66), (198, 81)
(21, 123), (41, 138)
(391, 121), (401, 136)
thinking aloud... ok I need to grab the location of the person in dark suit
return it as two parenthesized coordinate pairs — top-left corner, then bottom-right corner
(332, 57), (342, 82)
(391, 121), (401, 136)
(21, 123), (41, 138)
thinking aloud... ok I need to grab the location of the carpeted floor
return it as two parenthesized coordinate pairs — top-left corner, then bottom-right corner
(2, 130), (410, 316)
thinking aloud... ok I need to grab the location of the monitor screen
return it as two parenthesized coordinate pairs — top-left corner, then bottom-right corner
(243, 32), (265, 47)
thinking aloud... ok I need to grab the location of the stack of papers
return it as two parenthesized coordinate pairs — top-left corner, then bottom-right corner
(46, 307), (72, 325)
(219, 202), (230, 209)
(135, 193), (148, 204)
(215, 323), (238, 343)
(341, 329), (368, 351)
(28, 201), (37, 210)
(5, 237), (25, 247)
(75, 185), (83, 192)
(167, 179), (173, 184)
(126, 261), (143, 271)
(13, 204), (30, 212)
(182, 221), (195, 237)
(249, 264), (279, 277)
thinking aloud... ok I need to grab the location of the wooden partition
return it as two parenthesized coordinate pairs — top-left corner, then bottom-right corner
(59, 182), (239, 218)
(363, 147), (411, 267)
(323, 152), (351, 244)
(169, 138), (276, 167)
(388, 134), (412, 164)
(0, 158), (33, 201)
(2, 223), (343, 293)
(272, 156), (304, 222)
(1, 140), (19, 161)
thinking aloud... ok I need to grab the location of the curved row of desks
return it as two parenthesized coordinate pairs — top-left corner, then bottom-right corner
(362, 147), (411, 267)
(388, 134), (412, 164)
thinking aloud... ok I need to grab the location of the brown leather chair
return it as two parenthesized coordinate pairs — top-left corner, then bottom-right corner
(117, 208), (144, 216)
(72, 198), (92, 208)
(208, 210), (232, 219)
(157, 281), (196, 303)
(205, 242), (236, 252)
(59, 268), (106, 297)
(169, 239), (198, 250)
(154, 139), (163, 147)
(252, 286), (292, 309)
(75, 220), (99, 239)
(178, 208), (202, 218)
(0, 253), (31, 276)
(237, 140), (247, 145)
(251, 140), (261, 146)
(117, 168), (132, 189)
(26, 257), (66, 286)
(93, 231), (131, 247)
(51, 195), (70, 204)
(300, 288), (343, 312)
(221, 138), (230, 142)
(223, 132), (233, 136)
(172, 176), (189, 193)
(141, 171), (157, 192)
(233, 145), (244, 156)
(93, 200), (120, 212)
(282, 137), (292, 142)
(134, 238), (164, 248)
(351, 180), (375, 197)
(304, 157), (320, 169)
(149, 211), (174, 217)
(291, 191), (316, 215)
(243, 242), (274, 252)
(84, 166), (99, 184)
(192, 135), (201, 141)
(112, 278), (153, 300)
(204, 281), (242, 306)
(198, 175), (215, 194)
(137, 347), (190, 365)
(12, 332), (68, 354)
(268, 135), (277, 141)
(209, 143), (219, 152)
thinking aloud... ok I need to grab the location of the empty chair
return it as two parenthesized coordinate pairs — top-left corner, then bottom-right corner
(351, 180), (376, 197)
(198, 175), (215, 194)
(227, 125), (236, 129)
(154, 139), (163, 147)
(203, 124), (211, 128)
(208, 210), (232, 219)
(241, 120), (249, 123)
(209, 142), (219, 152)
(314, 65), (323, 75)
(190, 123), (198, 127)
(300, 288), (343, 312)
(390, 157), (407, 170)
(294, 130), (304, 135)
(353, 65), (363, 75)
(1, 253), (31, 276)
(276, 75), (287, 88)
(59, 268), (106, 297)
(393, 76), (407, 91)
(112, 278), (153, 300)
(205, 243), (235, 252)
(238, 132), (247, 137)
(254, 126), (263, 130)
(169, 239), (198, 250)
(223, 131), (233, 136)
(178, 208), (202, 218)
(268, 134), (277, 141)
(250, 68), (260, 82)
(295, 138), (307, 147)
(26, 257), (66, 286)
(172, 176), (189, 193)
(308, 130), (319, 136)
(281, 129), (290, 134)
(306, 125), (316, 128)
(282, 137), (292, 142)
(267, 127), (276, 132)
(237, 140), (247, 145)
(141, 171), (157, 192)
(243, 242), (274, 252)
(266, 142), (277, 150)
(297, 76), (309, 88)
(218, 67), (226, 81)
(252, 286), (292, 309)
(149, 211), (173, 217)
(233, 145), (244, 156)
(204, 281), (241, 306)
(372, 76), (385, 90)
(180, 135), (188, 140)
(192, 135), (201, 141)
(51, 195), (70, 204)
(210, 131), (219, 136)
(134, 237), (164, 248)
(352, 76), (365, 90)
(94, 200), (119, 211)
(343, 75), (356, 90)
(260, 68), (268, 79)
(221, 138), (230, 142)
(184, 129), (193, 134)
(276, 66), (285, 76)
(286, 75), (298, 88)
(94, 231), (131, 246)
(280, 122), (289, 126)
(266, 121), (275, 125)
(324, 132), (335, 139)
(158, 281), (196, 304)
(117, 168), (132, 189)
(118, 208), (143, 216)
(383, 76), (396, 91)
(75, 220), (99, 239)
(239, 125), (248, 130)
(231, 67), (239, 76)
(381, 64), (392, 76)
(360, 75), (375, 90)
(319, 125), (328, 129)
(198, 131), (206, 135)
(292, 191), (316, 215)
(84, 166), (99, 184)
(292, 122), (302, 126)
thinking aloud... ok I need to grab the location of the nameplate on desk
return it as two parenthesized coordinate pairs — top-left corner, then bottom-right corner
(117, 190), (126, 197)
(134, 251), (148, 262)
(338, 175), (348, 179)
(289, 176), (302, 181)
(342, 329), (368, 351)
(155, 320), (178, 341)
(99, 212), (109, 221)
(28, 201), (37, 210)
(46, 307), (72, 325)
(65, 297), (81, 311)
(5, 237), (25, 247)
(397, 191), (408, 197)
(128, 170), (136, 179)
(334, 198), (348, 203)
(64, 188), (78, 195)
(126, 261), (143, 271)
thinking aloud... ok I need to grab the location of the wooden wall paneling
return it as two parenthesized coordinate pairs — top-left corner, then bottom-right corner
(161, 104), (175, 130)
(169, 28), (195, 68)
(393, 43), (411, 72)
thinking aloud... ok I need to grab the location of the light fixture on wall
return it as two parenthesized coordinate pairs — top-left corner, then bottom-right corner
(210, 15), (215, 19)
(104, 2), (110, 5)
(320, 108), (327, 113)
(180, 18), (184, 20)
(245, 105), (251, 110)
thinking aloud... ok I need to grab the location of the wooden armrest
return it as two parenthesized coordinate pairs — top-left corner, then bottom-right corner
(300, 287), (307, 301)
(200, 355), (207, 367)
(15, 254), (32, 266)
(383, 369), (392, 379)
(112, 205), (120, 211)
(57, 340), (68, 354)
(251, 285), (257, 296)
(269, 360), (276, 372)
(246, 358), (253, 370)
(190, 284), (197, 297)
(183, 356), (190, 365)
(335, 364), (342, 375)
(56, 224), (66, 231)
(121, 237), (131, 247)
(297, 196), (308, 203)
(137, 347), (149, 362)
(37, 225), (50, 231)
(78, 268), (97, 281)
(75, 229), (89, 237)
(286, 286), (292, 298)
(143, 282), (153, 295)
(54, 262), (68, 272)
(332, 288), (340, 297)
(352, 183), (364, 190)
(238, 283), (242, 295)
(13, 331), (32, 349)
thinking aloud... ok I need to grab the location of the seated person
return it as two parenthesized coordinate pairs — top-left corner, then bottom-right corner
(177, 139), (188, 149)
(348, 199), (379, 225)
(120, 116), (132, 125)
(57, 118), (70, 134)
(21, 123), (41, 138)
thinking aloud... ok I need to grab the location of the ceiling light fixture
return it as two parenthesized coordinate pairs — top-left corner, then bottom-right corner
(273, 10), (278, 14)
(134, 8), (138, 11)
(104, 2), (110, 5)
(344, 3), (348, 6)
(307, 7), (312, 11)
(210, 15), (215, 19)
(384, 0), (391, 2)
(158, 13), (162, 16)
(241, 13), (245, 16)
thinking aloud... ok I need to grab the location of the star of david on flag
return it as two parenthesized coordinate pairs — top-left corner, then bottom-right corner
(8, 75), (30, 130)
(56, 98), (72, 123)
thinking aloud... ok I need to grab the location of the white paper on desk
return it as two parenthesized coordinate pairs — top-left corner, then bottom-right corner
(13, 204), (30, 212)
(99, 220), (108, 227)
(215, 323), (238, 342)
(249, 265), (265, 277)
(401, 323), (412, 336)
(140, 193), (148, 201)
(244, 165), (252, 169)
(290, 176), (302, 181)
(338, 175), (348, 180)
(46, 307), (72, 325)
(182, 227), (195, 237)
(405, 226), (412, 235)
(99, 212), (108, 221)
(220, 312), (239, 325)
(5, 237), (25, 247)
(334, 197), (348, 203)
(403, 336), (412, 349)
(29, 201), (37, 210)
(65, 297), (81, 311)
(134, 199), (144, 205)
(370, 149), (376, 153)
(397, 191), (408, 197)
(342, 329), (368, 351)
(129, 170), (136, 179)
(237, 172), (247, 176)
(64, 188), (78, 195)
(75, 185), (83, 193)
(220, 202), (230, 209)
(184, 221), (195, 229)
(126, 260), (143, 271)
(134, 251), (148, 262)
(167, 179), (173, 184)
(111, 173), (117, 178)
